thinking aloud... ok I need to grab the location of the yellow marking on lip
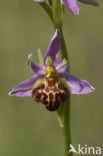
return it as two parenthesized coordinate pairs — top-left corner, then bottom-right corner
(45, 56), (58, 79)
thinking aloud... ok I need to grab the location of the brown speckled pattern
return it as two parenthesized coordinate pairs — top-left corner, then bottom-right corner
(32, 78), (69, 111)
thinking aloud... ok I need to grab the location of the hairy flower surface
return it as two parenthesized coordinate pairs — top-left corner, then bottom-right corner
(9, 30), (95, 111)
(33, 0), (98, 15)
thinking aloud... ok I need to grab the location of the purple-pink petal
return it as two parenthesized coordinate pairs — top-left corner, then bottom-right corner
(78, 0), (99, 6)
(9, 88), (32, 97)
(59, 72), (95, 94)
(43, 30), (61, 67)
(28, 53), (45, 74)
(57, 65), (69, 73)
(9, 74), (45, 97)
(56, 59), (69, 73)
(61, 0), (79, 15)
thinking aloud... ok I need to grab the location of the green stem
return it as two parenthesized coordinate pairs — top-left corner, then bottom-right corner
(63, 98), (72, 156)
(38, 2), (72, 156)
(59, 30), (72, 156)
(52, 0), (63, 29)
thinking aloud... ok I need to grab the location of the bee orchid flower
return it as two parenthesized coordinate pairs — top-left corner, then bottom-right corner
(33, 0), (99, 15)
(9, 30), (95, 111)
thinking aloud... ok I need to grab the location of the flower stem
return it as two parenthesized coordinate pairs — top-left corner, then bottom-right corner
(61, 30), (73, 156)
(38, 2), (72, 156)
(59, 30), (72, 156)
(52, 0), (63, 29)
(63, 99), (72, 156)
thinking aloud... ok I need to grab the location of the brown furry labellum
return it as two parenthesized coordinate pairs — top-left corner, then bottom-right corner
(32, 77), (69, 111)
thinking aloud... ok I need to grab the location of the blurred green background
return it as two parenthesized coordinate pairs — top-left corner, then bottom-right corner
(0, 0), (103, 156)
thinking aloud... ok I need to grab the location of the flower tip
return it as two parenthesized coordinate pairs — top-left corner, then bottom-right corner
(55, 29), (61, 39)
(62, 59), (68, 66)
(87, 85), (95, 94)
(8, 91), (12, 96)
(27, 53), (33, 64)
(91, 86), (95, 92)
(55, 29), (60, 33)
(74, 8), (79, 15)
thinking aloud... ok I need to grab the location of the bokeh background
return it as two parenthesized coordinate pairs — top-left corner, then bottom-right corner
(0, 0), (103, 156)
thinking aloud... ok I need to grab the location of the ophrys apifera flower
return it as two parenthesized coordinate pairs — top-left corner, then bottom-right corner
(9, 30), (95, 111)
